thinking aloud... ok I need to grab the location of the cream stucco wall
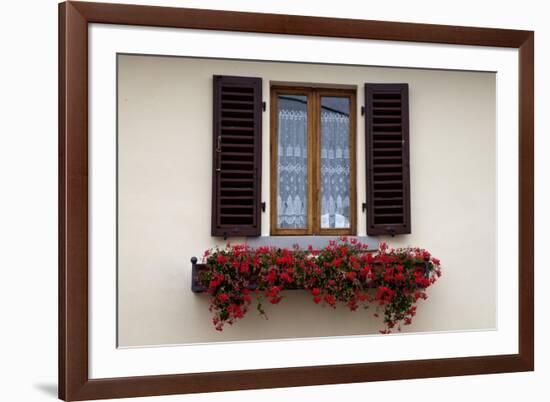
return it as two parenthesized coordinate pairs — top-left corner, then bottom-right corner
(117, 54), (496, 347)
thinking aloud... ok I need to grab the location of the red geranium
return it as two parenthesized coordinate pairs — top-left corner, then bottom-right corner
(198, 239), (442, 333)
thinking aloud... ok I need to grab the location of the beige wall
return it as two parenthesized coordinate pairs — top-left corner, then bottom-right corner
(117, 54), (496, 347)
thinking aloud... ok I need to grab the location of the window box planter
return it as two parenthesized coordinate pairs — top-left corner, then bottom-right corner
(191, 258), (431, 293)
(190, 239), (442, 333)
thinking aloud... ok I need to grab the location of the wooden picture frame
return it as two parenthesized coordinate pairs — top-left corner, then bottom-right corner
(59, 1), (534, 400)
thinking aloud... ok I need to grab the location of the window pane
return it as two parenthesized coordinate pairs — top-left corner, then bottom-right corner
(277, 95), (308, 229)
(320, 96), (351, 229)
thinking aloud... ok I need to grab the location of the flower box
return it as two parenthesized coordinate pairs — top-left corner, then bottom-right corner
(191, 257), (431, 293)
(190, 239), (442, 333)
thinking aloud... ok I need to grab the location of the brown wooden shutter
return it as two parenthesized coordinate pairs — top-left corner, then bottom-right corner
(211, 75), (263, 237)
(365, 83), (411, 236)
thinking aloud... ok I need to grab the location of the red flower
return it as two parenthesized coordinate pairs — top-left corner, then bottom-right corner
(239, 263), (249, 274)
(227, 303), (244, 318)
(357, 292), (369, 302)
(267, 269), (277, 283)
(346, 271), (357, 281)
(313, 296), (322, 304)
(347, 300), (358, 311)
(324, 294), (336, 305)
(360, 265), (371, 277)
(209, 280), (219, 289)
(311, 288), (321, 296)
(217, 293), (230, 302)
(279, 272), (293, 283)
(266, 286), (281, 298)
(217, 255), (228, 264)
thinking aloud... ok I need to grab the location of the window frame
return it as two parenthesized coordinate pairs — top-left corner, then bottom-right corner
(270, 85), (357, 236)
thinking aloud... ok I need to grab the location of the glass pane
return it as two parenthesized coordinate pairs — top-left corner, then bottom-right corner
(320, 96), (351, 229)
(277, 95), (308, 229)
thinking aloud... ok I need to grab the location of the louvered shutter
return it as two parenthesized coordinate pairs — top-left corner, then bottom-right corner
(365, 83), (411, 236)
(211, 75), (263, 237)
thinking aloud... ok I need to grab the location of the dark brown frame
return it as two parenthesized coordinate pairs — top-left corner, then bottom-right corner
(270, 85), (357, 236)
(59, 1), (534, 400)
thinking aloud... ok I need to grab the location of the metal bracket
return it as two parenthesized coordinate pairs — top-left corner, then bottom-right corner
(190, 256), (206, 293)
(261, 202), (266, 212)
(362, 202), (367, 212)
(262, 101), (266, 111)
(361, 106), (365, 116)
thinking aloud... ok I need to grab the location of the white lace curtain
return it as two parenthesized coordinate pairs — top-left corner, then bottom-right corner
(277, 96), (350, 229)
(277, 102), (308, 228)
(320, 109), (350, 229)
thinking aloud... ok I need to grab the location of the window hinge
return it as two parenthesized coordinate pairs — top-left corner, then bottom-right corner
(261, 202), (266, 212)
(262, 101), (266, 112)
(362, 202), (367, 212)
(361, 106), (365, 116)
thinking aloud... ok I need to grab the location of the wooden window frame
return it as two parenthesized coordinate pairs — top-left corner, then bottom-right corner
(270, 85), (357, 236)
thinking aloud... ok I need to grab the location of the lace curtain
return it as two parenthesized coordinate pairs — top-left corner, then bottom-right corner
(277, 96), (350, 229)
(320, 106), (350, 228)
(277, 97), (308, 229)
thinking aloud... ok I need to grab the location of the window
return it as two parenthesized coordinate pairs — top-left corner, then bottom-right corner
(211, 76), (411, 239)
(270, 86), (357, 235)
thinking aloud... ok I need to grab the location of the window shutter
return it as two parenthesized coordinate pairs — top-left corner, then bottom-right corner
(212, 75), (263, 237)
(364, 83), (411, 236)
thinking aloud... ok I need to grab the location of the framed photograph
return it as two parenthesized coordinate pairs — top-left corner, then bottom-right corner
(59, 1), (534, 400)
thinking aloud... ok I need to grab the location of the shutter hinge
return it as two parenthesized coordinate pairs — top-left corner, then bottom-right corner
(362, 202), (367, 212)
(361, 106), (365, 116)
(386, 227), (396, 237)
(261, 202), (266, 212)
(262, 101), (266, 112)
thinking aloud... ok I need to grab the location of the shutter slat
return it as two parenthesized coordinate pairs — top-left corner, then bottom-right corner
(221, 135), (254, 140)
(212, 75), (262, 237)
(365, 83), (411, 235)
(220, 127), (255, 131)
(222, 117), (255, 122)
